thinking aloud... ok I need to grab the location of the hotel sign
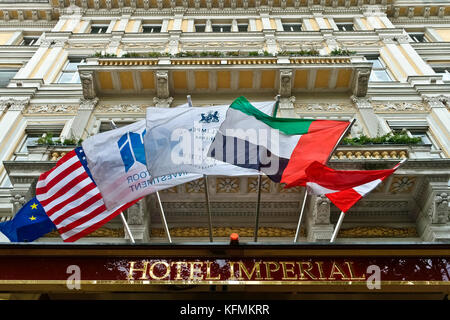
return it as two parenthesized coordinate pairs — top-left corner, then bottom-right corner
(0, 256), (449, 287)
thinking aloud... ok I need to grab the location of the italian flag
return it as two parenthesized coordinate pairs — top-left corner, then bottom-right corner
(305, 160), (405, 213)
(208, 96), (351, 186)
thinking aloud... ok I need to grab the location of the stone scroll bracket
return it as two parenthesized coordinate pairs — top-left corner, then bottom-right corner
(124, 198), (150, 242)
(305, 194), (334, 242)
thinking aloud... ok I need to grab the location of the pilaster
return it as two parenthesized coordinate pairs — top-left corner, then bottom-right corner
(71, 98), (99, 140)
(351, 96), (385, 137)
(125, 199), (150, 242)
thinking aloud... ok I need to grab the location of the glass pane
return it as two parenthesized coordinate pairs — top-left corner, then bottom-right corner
(58, 72), (76, 83)
(143, 26), (161, 33)
(283, 24), (302, 32)
(0, 70), (18, 87)
(0, 175), (12, 188)
(18, 136), (39, 153)
(212, 25), (231, 32)
(195, 25), (205, 32)
(64, 61), (80, 71)
(369, 70), (392, 82)
(237, 24), (248, 32)
(367, 59), (383, 69)
(411, 132), (432, 145)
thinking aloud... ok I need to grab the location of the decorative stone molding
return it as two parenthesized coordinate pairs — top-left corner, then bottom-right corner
(333, 148), (408, 160)
(0, 97), (30, 113)
(429, 193), (449, 224)
(185, 179), (205, 193)
(306, 195), (334, 242)
(216, 178), (240, 193)
(311, 195), (331, 225)
(352, 68), (371, 97)
(153, 97), (173, 108)
(96, 104), (145, 113)
(279, 69), (292, 97)
(155, 70), (170, 99)
(338, 226), (418, 238)
(79, 97), (99, 111)
(25, 105), (78, 114)
(295, 102), (353, 112)
(389, 176), (416, 194)
(80, 71), (96, 100)
(373, 102), (429, 112)
(151, 226), (300, 238)
(10, 194), (26, 214)
(351, 96), (372, 109)
(127, 201), (144, 225)
(423, 96), (448, 109)
(248, 177), (271, 193)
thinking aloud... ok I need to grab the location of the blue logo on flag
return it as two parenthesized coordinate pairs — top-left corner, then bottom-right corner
(118, 130), (147, 172)
(200, 111), (219, 123)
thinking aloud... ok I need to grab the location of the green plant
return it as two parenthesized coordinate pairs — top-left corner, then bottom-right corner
(248, 51), (260, 56)
(341, 133), (422, 146)
(330, 48), (357, 56)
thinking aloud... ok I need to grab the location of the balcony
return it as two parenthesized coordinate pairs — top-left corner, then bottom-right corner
(78, 53), (372, 102)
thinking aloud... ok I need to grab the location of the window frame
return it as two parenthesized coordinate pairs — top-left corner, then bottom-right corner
(90, 24), (109, 34)
(366, 55), (393, 82)
(282, 23), (303, 32)
(0, 69), (18, 88)
(142, 25), (162, 33)
(56, 58), (86, 84)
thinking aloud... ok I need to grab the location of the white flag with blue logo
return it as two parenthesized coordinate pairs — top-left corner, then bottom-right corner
(82, 120), (202, 209)
(144, 101), (275, 178)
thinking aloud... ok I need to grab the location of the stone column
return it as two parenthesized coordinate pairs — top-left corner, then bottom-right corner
(153, 70), (173, 108)
(306, 195), (334, 242)
(423, 96), (450, 155)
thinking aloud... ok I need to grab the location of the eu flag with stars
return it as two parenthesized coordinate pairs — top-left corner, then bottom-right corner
(0, 197), (55, 242)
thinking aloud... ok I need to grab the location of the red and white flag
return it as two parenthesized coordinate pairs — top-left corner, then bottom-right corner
(305, 159), (406, 213)
(36, 147), (139, 242)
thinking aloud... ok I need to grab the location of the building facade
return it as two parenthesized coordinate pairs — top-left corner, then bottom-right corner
(0, 0), (449, 247)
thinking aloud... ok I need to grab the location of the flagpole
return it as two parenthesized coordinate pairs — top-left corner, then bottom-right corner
(293, 190), (308, 243)
(253, 174), (262, 242)
(250, 94), (280, 242)
(109, 120), (135, 244)
(156, 191), (172, 243)
(330, 211), (345, 243)
(203, 175), (214, 242)
(327, 118), (356, 163)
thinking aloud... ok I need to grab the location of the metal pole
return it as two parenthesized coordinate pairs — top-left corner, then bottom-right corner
(253, 175), (263, 242)
(156, 191), (172, 243)
(110, 120), (135, 244)
(293, 190), (308, 243)
(203, 175), (214, 242)
(327, 118), (356, 163)
(187, 95), (193, 108)
(330, 211), (345, 243)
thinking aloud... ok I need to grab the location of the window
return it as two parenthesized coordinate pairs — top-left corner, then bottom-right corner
(282, 24), (302, 32)
(20, 36), (39, 46)
(142, 25), (161, 33)
(195, 24), (205, 32)
(14, 131), (62, 161)
(366, 56), (392, 82)
(336, 23), (354, 31)
(0, 69), (18, 87)
(409, 33), (428, 43)
(90, 25), (109, 34)
(237, 24), (248, 32)
(0, 175), (12, 188)
(99, 121), (136, 133)
(57, 58), (85, 84)
(212, 25), (231, 32)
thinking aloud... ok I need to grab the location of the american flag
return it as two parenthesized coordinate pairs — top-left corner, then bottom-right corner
(36, 147), (138, 242)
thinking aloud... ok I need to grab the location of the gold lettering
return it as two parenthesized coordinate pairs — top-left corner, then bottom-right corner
(236, 261), (263, 280)
(297, 261), (318, 280)
(149, 261), (170, 280)
(205, 261), (221, 280)
(328, 261), (350, 280)
(127, 261), (149, 280)
(229, 261), (237, 280)
(280, 261), (298, 280)
(171, 261), (187, 280)
(187, 261), (204, 280)
(345, 261), (366, 280)
(263, 262), (280, 280)
(315, 261), (327, 280)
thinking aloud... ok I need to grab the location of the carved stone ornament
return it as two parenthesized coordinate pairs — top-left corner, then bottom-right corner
(279, 69), (292, 97)
(351, 96), (372, 109)
(295, 102), (353, 112)
(156, 70), (170, 99)
(25, 105), (78, 114)
(79, 97), (99, 111)
(80, 71), (96, 99)
(96, 104), (146, 113)
(423, 96), (448, 109)
(429, 193), (449, 224)
(373, 102), (429, 112)
(353, 68), (370, 97)
(0, 97), (29, 112)
(127, 201), (144, 225)
(153, 97), (173, 108)
(312, 195), (330, 225)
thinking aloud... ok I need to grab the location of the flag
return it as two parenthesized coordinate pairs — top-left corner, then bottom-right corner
(82, 120), (202, 209)
(35, 147), (139, 242)
(0, 197), (55, 242)
(144, 100), (276, 178)
(208, 96), (350, 186)
(305, 160), (405, 213)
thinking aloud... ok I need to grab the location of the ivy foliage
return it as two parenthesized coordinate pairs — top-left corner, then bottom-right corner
(341, 133), (422, 146)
